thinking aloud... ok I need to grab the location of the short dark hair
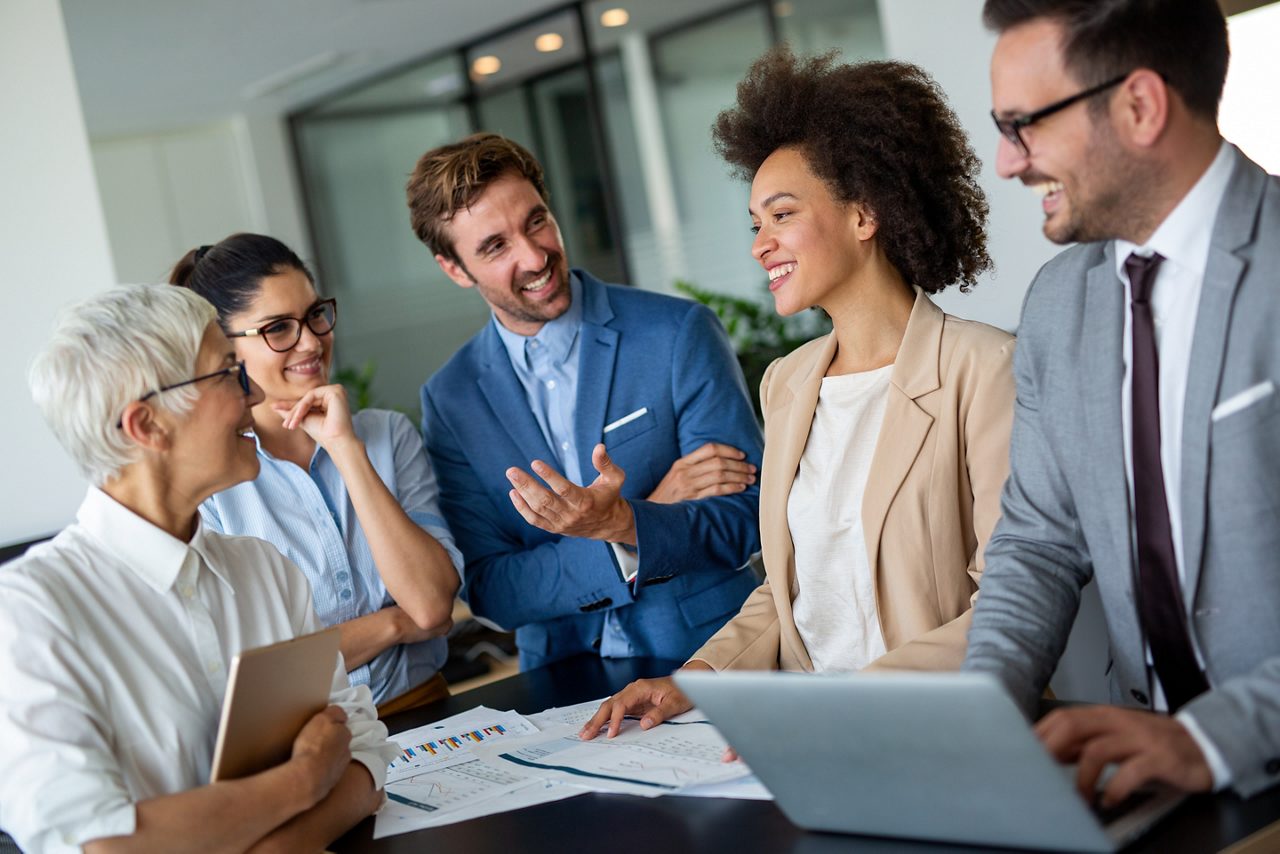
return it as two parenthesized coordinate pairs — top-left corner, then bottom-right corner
(713, 49), (991, 294)
(169, 233), (315, 329)
(406, 133), (549, 265)
(982, 0), (1229, 120)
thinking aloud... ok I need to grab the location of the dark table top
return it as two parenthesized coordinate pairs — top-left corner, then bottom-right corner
(333, 655), (1280, 854)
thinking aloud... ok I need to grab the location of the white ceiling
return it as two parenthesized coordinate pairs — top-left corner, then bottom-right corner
(61, 0), (569, 137)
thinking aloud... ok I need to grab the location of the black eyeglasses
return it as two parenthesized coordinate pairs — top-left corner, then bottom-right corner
(990, 73), (1129, 156)
(227, 298), (337, 353)
(116, 361), (251, 428)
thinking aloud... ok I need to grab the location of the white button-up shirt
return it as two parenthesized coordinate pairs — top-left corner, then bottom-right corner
(1114, 141), (1235, 787)
(0, 488), (398, 853)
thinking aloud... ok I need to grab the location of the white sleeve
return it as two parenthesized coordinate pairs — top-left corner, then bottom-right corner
(1176, 710), (1234, 791)
(0, 580), (137, 853)
(279, 546), (399, 789)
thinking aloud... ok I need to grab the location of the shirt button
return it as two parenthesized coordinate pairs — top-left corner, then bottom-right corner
(207, 660), (219, 674)
(340, 589), (353, 601)
(546, 380), (556, 390)
(561, 441), (570, 451)
(179, 585), (195, 599)
(336, 571), (350, 582)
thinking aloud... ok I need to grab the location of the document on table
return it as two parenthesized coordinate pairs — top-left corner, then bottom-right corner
(375, 706), (586, 838)
(472, 716), (751, 797)
(386, 706), (537, 783)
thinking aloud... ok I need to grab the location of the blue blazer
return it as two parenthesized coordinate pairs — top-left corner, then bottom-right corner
(422, 270), (763, 668)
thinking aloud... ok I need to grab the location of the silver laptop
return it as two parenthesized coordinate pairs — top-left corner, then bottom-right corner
(675, 670), (1183, 852)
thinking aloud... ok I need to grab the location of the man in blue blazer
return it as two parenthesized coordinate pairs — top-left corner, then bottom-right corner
(407, 133), (763, 669)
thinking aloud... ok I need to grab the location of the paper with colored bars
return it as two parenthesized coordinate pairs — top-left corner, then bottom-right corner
(386, 707), (537, 783)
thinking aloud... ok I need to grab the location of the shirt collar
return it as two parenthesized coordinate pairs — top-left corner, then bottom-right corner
(77, 487), (234, 594)
(493, 273), (583, 370)
(1114, 141), (1234, 281)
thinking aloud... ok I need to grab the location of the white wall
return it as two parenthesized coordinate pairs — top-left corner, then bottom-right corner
(90, 114), (313, 285)
(0, 0), (116, 546)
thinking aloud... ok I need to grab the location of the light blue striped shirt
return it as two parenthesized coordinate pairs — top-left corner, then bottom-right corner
(200, 408), (463, 703)
(493, 274), (637, 657)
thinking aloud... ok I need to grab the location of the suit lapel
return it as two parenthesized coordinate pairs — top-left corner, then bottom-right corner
(574, 324), (619, 481)
(1180, 149), (1261, 603)
(862, 290), (939, 610)
(765, 334), (835, 672)
(1081, 249), (1137, 603)
(477, 325), (558, 466)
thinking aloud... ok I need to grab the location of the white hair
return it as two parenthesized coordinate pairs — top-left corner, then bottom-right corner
(29, 284), (217, 485)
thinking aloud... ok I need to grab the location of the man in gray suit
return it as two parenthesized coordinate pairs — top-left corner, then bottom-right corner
(966, 0), (1280, 807)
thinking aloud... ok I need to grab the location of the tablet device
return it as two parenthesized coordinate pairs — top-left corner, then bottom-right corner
(210, 627), (341, 782)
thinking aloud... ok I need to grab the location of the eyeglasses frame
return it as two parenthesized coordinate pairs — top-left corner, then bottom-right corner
(116, 361), (251, 428)
(226, 298), (338, 353)
(990, 73), (1130, 156)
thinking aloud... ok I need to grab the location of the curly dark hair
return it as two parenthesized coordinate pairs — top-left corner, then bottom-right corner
(713, 49), (991, 293)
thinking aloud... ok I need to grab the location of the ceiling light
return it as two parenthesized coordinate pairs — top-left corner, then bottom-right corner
(471, 55), (502, 76)
(600, 8), (629, 27)
(535, 32), (564, 52)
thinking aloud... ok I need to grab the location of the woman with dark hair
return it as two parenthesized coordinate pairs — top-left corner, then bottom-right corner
(172, 233), (461, 715)
(586, 49), (1015, 737)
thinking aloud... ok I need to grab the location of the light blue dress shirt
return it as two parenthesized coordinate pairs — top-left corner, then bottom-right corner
(200, 408), (463, 704)
(493, 274), (637, 657)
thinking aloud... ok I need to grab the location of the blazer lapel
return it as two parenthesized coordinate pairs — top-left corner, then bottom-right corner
(476, 326), (558, 466)
(1180, 149), (1261, 604)
(862, 290), (938, 616)
(574, 325), (619, 481)
(572, 276), (619, 483)
(1081, 249), (1139, 614)
(764, 334), (836, 672)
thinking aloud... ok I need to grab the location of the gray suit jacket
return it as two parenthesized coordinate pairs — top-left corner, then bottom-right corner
(964, 145), (1280, 797)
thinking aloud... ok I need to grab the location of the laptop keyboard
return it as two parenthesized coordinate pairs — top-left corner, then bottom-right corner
(1091, 788), (1157, 826)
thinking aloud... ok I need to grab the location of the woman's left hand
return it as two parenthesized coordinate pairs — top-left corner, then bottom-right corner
(272, 384), (358, 449)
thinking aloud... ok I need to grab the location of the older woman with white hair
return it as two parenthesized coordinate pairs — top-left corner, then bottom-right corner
(0, 285), (397, 853)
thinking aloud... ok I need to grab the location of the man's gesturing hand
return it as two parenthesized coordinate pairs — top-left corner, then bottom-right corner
(507, 443), (636, 544)
(1036, 705), (1213, 807)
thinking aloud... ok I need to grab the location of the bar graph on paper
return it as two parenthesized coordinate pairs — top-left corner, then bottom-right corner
(386, 708), (539, 782)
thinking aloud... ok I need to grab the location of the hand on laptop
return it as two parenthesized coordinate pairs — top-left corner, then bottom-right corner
(648, 442), (757, 503)
(506, 444), (637, 545)
(1035, 706), (1213, 807)
(289, 705), (353, 809)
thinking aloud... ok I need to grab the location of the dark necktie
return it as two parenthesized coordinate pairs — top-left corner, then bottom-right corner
(1126, 251), (1209, 712)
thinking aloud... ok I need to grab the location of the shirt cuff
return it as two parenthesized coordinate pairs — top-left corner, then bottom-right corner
(1175, 710), (1233, 791)
(609, 542), (639, 583)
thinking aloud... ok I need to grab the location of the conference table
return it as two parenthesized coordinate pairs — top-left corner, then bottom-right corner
(333, 655), (1280, 853)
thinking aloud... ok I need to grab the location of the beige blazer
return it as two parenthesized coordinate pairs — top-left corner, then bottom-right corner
(692, 289), (1015, 673)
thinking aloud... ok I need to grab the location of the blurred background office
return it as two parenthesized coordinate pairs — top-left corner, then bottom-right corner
(3, 0), (1279, 698)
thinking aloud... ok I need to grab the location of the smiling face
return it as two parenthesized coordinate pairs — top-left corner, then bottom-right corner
(165, 323), (264, 500)
(224, 267), (332, 408)
(749, 147), (872, 317)
(990, 19), (1137, 245)
(433, 171), (571, 336)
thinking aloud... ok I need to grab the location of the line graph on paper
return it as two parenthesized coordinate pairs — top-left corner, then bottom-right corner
(388, 759), (533, 813)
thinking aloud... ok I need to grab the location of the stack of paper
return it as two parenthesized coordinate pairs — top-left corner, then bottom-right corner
(374, 698), (773, 840)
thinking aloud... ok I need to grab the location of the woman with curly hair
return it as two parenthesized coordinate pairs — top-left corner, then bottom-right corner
(585, 48), (1015, 737)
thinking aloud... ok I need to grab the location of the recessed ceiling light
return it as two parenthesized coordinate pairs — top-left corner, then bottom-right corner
(535, 32), (564, 52)
(472, 55), (502, 76)
(773, 1), (795, 17)
(600, 8), (629, 28)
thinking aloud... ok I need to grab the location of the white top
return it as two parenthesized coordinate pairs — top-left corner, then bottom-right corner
(0, 488), (399, 854)
(787, 365), (893, 671)
(1113, 141), (1235, 785)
